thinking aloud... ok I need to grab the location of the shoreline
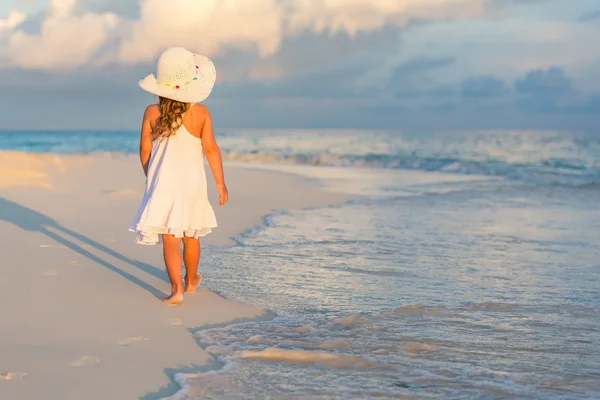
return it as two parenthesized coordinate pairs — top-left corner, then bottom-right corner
(0, 150), (358, 400)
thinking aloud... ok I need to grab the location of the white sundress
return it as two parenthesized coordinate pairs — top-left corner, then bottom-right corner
(129, 106), (217, 245)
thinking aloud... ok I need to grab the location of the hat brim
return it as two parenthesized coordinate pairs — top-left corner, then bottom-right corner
(139, 53), (216, 103)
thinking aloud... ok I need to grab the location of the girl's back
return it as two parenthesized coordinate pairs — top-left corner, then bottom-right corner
(130, 102), (217, 246)
(130, 46), (227, 305)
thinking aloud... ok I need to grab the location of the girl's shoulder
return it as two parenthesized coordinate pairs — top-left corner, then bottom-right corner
(143, 104), (160, 120)
(191, 103), (210, 116)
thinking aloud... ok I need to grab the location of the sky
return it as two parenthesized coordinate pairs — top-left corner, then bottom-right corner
(0, 0), (599, 130)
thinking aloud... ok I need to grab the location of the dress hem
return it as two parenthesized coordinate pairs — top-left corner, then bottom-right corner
(129, 223), (218, 245)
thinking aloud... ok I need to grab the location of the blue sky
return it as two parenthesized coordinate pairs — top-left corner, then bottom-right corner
(0, 0), (599, 130)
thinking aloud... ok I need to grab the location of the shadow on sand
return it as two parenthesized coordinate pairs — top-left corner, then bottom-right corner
(0, 196), (255, 400)
(0, 196), (168, 298)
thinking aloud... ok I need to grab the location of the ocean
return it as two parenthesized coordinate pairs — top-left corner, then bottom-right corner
(2, 129), (599, 399)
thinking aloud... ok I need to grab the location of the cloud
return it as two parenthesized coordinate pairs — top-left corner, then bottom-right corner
(0, 0), (488, 72)
(391, 56), (456, 97)
(2, 0), (120, 70)
(387, 66), (596, 116)
(391, 56), (456, 77)
(219, 62), (599, 119)
(1, 62), (598, 130)
(578, 94), (600, 112)
(118, 0), (285, 64)
(461, 75), (508, 98)
(515, 66), (574, 96)
(215, 61), (369, 100)
(0, 10), (27, 31)
(119, 0), (485, 66)
(2, 0), (599, 131)
(284, 0), (484, 36)
(513, 66), (600, 114)
(220, 54), (457, 102)
(579, 9), (600, 23)
(243, 28), (399, 81)
(76, 0), (141, 17)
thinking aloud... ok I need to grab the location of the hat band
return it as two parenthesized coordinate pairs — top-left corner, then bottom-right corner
(156, 64), (200, 90)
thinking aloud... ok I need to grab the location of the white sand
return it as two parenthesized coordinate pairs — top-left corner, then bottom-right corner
(0, 151), (355, 400)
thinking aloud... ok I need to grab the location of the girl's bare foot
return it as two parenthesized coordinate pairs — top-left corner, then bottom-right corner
(185, 273), (202, 293)
(162, 291), (184, 306)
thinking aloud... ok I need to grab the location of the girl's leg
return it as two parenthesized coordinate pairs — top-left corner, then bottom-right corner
(162, 234), (184, 304)
(183, 236), (202, 293)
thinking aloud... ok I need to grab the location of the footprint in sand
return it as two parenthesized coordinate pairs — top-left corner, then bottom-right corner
(69, 356), (100, 367)
(168, 318), (183, 327)
(0, 372), (28, 380)
(44, 269), (59, 276)
(118, 336), (151, 346)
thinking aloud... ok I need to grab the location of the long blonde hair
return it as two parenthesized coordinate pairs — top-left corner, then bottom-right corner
(152, 96), (191, 141)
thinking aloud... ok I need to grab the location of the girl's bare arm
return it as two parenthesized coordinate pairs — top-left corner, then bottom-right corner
(139, 106), (155, 176)
(200, 106), (228, 205)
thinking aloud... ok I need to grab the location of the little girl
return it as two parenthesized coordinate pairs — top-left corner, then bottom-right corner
(130, 47), (228, 305)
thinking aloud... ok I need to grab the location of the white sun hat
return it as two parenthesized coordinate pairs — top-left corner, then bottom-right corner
(139, 47), (216, 103)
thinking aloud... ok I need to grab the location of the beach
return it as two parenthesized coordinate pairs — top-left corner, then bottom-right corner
(0, 151), (355, 400)
(1, 129), (599, 399)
